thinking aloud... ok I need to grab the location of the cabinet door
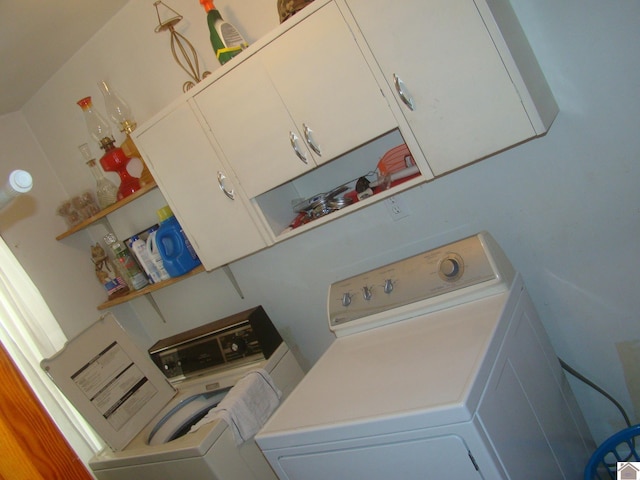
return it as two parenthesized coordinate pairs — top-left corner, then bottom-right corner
(195, 54), (315, 199)
(344, 0), (535, 175)
(260, 2), (398, 168)
(134, 102), (268, 270)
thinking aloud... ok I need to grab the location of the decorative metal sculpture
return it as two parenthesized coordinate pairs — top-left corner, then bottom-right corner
(154, 1), (211, 92)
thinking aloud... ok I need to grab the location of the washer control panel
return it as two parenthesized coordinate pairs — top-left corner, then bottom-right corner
(148, 306), (283, 382)
(328, 232), (514, 336)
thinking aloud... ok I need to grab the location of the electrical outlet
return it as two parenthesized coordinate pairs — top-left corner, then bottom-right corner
(385, 195), (410, 221)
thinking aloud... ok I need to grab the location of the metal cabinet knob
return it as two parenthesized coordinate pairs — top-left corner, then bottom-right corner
(363, 286), (373, 301)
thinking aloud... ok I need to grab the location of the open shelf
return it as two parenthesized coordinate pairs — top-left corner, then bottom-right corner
(97, 264), (205, 310)
(56, 181), (158, 240)
(53, 179), (208, 310)
(254, 129), (424, 240)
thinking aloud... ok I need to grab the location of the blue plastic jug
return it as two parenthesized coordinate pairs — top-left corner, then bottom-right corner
(154, 206), (201, 277)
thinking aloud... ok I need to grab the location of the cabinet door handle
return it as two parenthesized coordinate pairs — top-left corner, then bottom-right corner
(303, 123), (321, 156)
(217, 171), (235, 200)
(393, 74), (415, 111)
(289, 131), (309, 164)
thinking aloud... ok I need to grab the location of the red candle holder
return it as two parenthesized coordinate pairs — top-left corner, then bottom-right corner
(100, 147), (141, 200)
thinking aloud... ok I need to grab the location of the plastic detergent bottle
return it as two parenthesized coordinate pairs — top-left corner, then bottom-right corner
(146, 226), (171, 282)
(154, 206), (201, 277)
(199, 0), (248, 65)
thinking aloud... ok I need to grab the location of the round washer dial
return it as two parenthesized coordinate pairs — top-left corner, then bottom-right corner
(438, 253), (464, 282)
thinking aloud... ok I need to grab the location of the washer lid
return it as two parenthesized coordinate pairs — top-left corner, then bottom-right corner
(41, 313), (177, 451)
(258, 292), (510, 448)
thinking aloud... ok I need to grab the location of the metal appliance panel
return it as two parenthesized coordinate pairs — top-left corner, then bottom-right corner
(149, 306), (282, 382)
(41, 313), (177, 451)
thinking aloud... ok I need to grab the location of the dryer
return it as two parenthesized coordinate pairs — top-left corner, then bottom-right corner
(42, 306), (303, 480)
(256, 232), (594, 479)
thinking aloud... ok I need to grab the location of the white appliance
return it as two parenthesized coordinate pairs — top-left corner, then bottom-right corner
(42, 306), (304, 480)
(256, 232), (594, 479)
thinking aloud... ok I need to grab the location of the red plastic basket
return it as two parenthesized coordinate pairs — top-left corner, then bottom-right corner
(377, 144), (415, 176)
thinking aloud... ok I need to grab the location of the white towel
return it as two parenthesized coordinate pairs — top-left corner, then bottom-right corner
(189, 368), (281, 445)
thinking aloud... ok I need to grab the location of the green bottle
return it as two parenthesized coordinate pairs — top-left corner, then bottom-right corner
(199, 0), (248, 65)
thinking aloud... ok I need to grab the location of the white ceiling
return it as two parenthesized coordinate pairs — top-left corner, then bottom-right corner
(0, 0), (129, 116)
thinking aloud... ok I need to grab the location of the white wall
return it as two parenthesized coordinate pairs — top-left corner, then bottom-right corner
(9, 0), (281, 345)
(0, 111), (115, 341)
(1, 0), (638, 448)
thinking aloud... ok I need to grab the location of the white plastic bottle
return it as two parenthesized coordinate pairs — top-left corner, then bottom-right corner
(129, 235), (162, 283)
(146, 227), (171, 281)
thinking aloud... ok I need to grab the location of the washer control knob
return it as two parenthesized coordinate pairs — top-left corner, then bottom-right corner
(440, 258), (460, 278)
(363, 286), (373, 301)
(342, 293), (352, 307)
(383, 279), (394, 294)
(163, 360), (179, 372)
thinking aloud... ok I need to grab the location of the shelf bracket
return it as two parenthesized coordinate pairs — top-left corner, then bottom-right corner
(144, 292), (168, 323)
(222, 264), (244, 299)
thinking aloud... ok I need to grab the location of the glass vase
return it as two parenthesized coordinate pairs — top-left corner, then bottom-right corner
(79, 143), (118, 209)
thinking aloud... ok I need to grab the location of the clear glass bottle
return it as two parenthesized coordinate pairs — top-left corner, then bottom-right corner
(91, 243), (129, 299)
(77, 96), (114, 151)
(79, 143), (118, 209)
(98, 81), (137, 135)
(103, 232), (149, 291)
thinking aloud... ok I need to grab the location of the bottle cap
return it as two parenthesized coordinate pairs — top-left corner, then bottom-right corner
(8, 170), (33, 193)
(157, 205), (174, 222)
(200, 0), (215, 12)
(103, 232), (117, 246)
(77, 97), (92, 109)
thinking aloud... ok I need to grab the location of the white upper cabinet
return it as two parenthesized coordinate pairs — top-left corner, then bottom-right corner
(132, 0), (558, 261)
(258, 2), (397, 168)
(342, 0), (558, 176)
(196, 1), (398, 199)
(195, 54), (314, 200)
(132, 102), (269, 270)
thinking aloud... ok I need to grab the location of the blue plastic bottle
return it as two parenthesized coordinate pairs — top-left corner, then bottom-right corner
(154, 206), (201, 277)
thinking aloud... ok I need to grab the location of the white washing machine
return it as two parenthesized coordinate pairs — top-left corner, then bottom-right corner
(42, 306), (304, 480)
(256, 232), (595, 479)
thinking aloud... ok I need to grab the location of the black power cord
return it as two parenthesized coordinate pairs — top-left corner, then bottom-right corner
(559, 357), (632, 428)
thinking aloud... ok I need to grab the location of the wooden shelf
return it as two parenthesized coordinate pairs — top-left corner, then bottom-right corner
(53, 179), (207, 311)
(97, 264), (206, 310)
(55, 181), (158, 240)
